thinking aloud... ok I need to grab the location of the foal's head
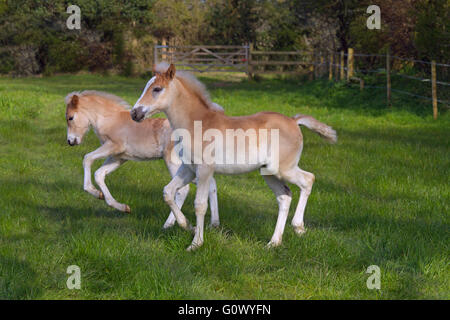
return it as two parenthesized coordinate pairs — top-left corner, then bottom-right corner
(131, 64), (177, 122)
(65, 94), (90, 146)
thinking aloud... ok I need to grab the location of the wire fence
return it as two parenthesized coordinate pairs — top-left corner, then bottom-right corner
(323, 49), (450, 118)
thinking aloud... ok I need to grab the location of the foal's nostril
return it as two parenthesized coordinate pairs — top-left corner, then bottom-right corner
(131, 107), (145, 122)
(131, 108), (138, 120)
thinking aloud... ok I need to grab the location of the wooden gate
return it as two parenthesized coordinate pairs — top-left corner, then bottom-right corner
(154, 45), (249, 73)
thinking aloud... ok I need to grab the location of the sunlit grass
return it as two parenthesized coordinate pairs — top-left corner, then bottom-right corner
(0, 73), (448, 299)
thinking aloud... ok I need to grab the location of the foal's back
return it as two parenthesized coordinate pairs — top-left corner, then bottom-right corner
(79, 93), (172, 161)
(110, 111), (172, 161)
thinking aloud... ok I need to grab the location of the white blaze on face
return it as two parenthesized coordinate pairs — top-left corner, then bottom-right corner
(134, 76), (156, 110)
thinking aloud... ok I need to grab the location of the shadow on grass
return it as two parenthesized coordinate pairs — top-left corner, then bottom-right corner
(0, 256), (41, 299)
(340, 126), (450, 150)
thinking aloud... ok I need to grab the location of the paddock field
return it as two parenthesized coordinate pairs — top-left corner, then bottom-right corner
(0, 73), (448, 299)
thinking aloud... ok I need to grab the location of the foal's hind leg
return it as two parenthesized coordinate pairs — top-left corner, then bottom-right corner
(281, 167), (315, 235)
(208, 177), (220, 228)
(263, 175), (292, 248)
(94, 157), (130, 213)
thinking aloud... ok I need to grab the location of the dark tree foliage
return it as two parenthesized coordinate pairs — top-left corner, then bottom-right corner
(0, 0), (447, 75)
(205, 0), (259, 45)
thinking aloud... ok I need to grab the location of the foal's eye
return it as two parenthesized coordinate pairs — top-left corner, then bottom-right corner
(153, 87), (162, 93)
(68, 116), (74, 121)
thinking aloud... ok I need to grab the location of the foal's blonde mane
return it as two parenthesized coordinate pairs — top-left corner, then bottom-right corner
(154, 62), (224, 113)
(65, 91), (131, 109)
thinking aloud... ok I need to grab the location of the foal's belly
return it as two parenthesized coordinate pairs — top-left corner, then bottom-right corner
(214, 163), (262, 175)
(121, 144), (163, 161)
(121, 153), (160, 161)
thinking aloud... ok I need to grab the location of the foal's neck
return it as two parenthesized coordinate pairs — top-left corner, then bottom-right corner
(81, 98), (123, 128)
(165, 79), (214, 130)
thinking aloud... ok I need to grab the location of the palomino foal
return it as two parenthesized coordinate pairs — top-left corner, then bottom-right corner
(131, 64), (337, 251)
(65, 91), (219, 228)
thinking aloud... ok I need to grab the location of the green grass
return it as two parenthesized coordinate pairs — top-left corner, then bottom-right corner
(0, 73), (448, 299)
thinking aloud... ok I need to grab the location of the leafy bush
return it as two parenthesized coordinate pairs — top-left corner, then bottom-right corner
(47, 38), (88, 73)
(0, 51), (14, 74)
(84, 41), (113, 72)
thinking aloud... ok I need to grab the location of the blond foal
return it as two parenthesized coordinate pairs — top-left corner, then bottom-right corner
(65, 91), (219, 229)
(131, 64), (337, 251)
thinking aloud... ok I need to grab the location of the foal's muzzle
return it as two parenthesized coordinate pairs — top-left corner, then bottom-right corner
(131, 107), (146, 122)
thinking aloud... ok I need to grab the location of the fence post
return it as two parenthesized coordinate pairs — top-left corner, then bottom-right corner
(347, 48), (354, 81)
(335, 53), (339, 80)
(154, 44), (158, 66)
(329, 53), (333, 80)
(161, 38), (167, 61)
(248, 43), (253, 80)
(313, 51), (317, 79)
(386, 47), (391, 107)
(340, 50), (345, 80)
(432, 60), (438, 119)
(320, 56), (324, 78)
(309, 64), (314, 81)
(168, 40), (174, 63)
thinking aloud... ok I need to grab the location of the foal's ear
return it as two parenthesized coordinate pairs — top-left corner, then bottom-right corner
(70, 95), (79, 107)
(166, 64), (176, 80)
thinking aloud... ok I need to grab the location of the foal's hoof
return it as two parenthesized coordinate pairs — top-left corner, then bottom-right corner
(180, 222), (195, 234)
(124, 205), (131, 213)
(98, 191), (105, 200)
(293, 223), (306, 236)
(208, 221), (220, 229)
(163, 222), (176, 230)
(186, 242), (203, 252)
(178, 221), (195, 233)
(266, 240), (282, 249)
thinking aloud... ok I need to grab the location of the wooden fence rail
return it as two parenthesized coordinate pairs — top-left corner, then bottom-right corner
(154, 45), (249, 73)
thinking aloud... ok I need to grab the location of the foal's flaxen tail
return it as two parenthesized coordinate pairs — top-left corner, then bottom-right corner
(293, 114), (337, 143)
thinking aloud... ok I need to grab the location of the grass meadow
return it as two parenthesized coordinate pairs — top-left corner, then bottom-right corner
(0, 73), (448, 299)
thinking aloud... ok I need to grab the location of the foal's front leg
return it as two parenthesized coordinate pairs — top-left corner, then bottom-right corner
(162, 185), (189, 229)
(163, 164), (195, 232)
(162, 159), (190, 229)
(187, 165), (214, 251)
(83, 142), (117, 199)
(164, 178), (219, 229)
(94, 157), (130, 213)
